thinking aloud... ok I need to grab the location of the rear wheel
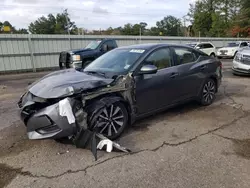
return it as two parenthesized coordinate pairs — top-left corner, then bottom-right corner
(59, 62), (70, 69)
(199, 79), (216, 106)
(210, 53), (216, 58)
(91, 102), (128, 140)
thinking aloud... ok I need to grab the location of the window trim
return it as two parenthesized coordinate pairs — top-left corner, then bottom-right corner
(171, 46), (200, 66)
(204, 43), (214, 49)
(134, 46), (174, 74)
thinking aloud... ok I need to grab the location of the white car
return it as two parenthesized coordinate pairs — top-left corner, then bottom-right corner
(186, 42), (216, 57)
(217, 41), (249, 59)
(232, 48), (250, 75)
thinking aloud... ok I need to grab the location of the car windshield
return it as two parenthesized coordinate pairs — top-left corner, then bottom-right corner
(85, 41), (101, 50)
(226, 42), (239, 47)
(84, 48), (146, 75)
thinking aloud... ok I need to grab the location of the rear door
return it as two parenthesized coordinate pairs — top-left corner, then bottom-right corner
(170, 46), (206, 100)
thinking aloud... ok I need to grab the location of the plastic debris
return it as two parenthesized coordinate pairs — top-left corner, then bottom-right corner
(59, 98), (76, 124)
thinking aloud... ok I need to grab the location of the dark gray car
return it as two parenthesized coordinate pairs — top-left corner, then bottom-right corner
(18, 44), (222, 141)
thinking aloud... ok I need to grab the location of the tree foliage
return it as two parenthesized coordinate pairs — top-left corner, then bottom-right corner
(0, 21), (28, 34)
(28, 9), (78, 34)
(156, 16), (183, 36)
(6, 1), (250, 37)
(187, 0), (248, 37)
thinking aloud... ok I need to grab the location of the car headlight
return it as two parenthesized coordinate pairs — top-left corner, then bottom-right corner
(72, 55), (81, 62)
(234, 53), (243, 62)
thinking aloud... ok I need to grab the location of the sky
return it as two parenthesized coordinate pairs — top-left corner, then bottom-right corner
(0, 0), (196, 30)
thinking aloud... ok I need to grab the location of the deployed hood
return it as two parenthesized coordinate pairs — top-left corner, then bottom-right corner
(29, 69), (114, 99)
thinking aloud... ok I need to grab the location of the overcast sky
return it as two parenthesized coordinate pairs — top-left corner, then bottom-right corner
(1, 0), (196, 30)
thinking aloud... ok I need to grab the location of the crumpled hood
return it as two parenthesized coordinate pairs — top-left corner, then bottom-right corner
(28, 69), (114, 99)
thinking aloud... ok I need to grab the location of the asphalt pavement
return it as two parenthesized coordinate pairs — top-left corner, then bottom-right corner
(1, 59), (250, 188)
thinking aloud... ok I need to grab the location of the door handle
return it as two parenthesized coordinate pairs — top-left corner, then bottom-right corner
(170, 72), (179, 78)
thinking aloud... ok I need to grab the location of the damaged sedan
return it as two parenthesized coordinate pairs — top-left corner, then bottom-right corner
(18, 43), (222, 150)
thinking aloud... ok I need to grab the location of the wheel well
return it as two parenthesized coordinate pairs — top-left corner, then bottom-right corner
(210, 52), (215, 56)
(85, 92), (132, 124)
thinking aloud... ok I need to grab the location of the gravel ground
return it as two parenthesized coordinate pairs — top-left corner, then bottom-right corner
(1, 60), (250, 188)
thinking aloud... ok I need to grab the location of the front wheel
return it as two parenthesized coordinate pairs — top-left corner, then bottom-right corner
(91, 102), (128, 140)
(199, 79), (216, 106)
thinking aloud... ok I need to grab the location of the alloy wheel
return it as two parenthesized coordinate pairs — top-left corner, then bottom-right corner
(202, 80), (216, 104)
(95, 104), (125, 138)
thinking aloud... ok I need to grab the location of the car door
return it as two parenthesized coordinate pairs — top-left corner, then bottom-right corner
(170, 46), (205, 100)
(134, 47), (178, 115)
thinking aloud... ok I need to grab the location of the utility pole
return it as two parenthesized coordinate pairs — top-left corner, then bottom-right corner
(64, 9), (72, 50)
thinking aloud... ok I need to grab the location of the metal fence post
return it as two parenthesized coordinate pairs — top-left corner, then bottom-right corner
(28, 34), (36, 72)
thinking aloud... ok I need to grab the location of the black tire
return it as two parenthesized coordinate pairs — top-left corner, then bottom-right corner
(59, 62), (64, 70)
(210, 53), (216, 58)
(59, 62), (70, 69)
(199, 79), (216, 106)
(90, 102), (128, 140)
(233, 52), (237, 58)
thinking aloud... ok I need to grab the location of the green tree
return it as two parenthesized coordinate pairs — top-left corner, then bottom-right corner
(233, 0), (250, 37)
(188, 0), (242, 37)
(28, 10), (78, 34)
(156, 16), (183, 36)
(0, 21), (28, 34)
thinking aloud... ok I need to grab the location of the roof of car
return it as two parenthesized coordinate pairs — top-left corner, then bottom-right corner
(117, 43), (183, 50)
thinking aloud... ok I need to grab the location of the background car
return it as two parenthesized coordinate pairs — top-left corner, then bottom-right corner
(18, 44), (222, 141)
(59, 38), (118, 69)
(232, 48), (250, 75)
(186, 42), (217, 57)
(217, 41), (249, 59)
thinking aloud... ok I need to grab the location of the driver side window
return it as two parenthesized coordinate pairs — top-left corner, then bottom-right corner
(102, 41), (115, 51)
(144, 48), (172, 70)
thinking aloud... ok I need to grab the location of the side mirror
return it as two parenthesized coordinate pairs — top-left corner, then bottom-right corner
(139, 65), (158, 75)
(195, 46), (201, 49)
(101, 44), (108, 52)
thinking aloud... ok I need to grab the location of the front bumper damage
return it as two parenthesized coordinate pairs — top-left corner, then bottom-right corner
(18, 74), (135, 160)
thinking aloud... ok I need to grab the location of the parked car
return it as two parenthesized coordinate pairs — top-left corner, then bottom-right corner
(186, 42), (217, 57)
(217, 41), (249, 59)
(59, 38), (118, 69)
(232, 47), (250, 75)
(18, 44), (222, 141)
